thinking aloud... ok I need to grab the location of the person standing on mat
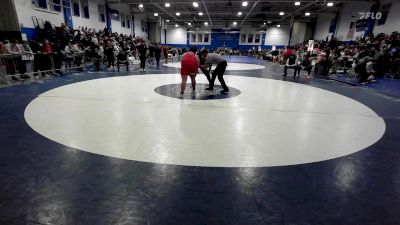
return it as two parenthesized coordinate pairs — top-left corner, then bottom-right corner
(200, 49), (229, 94)
(198, 51), (211, 83)
(154, 43), (162, 69)
(137, 39), (147, 71)
(180, 47), (200, 95)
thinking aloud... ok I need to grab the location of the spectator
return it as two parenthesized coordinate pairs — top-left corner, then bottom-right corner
(63, 42), (74, 68)
(117, 49), (129, 72)
(301, 54), (313, 77)
(354, 56), (370, 84)
(148, 42), (155, 66)
(42, 39), (53, 76)
(284, 54), (301, 77)
(5, 39), (25, 80)
(104, 40), (116, 71)
(20, 40), (34, 77)
(162, 45), (169, 64)
(137, 40), (147, 71)
(154, 43), (162, 69)
(366, 59), (377, 82)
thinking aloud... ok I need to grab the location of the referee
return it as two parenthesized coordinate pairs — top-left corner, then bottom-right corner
(200, 49), (229, 94)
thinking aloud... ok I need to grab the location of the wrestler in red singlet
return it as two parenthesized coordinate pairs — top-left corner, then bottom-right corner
(180, 50), (199, 94)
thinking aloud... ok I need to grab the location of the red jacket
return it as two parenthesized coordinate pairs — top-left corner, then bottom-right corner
(42, 44), (52, 54)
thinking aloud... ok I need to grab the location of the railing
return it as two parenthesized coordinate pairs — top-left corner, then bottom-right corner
(0, 51), (90, 84)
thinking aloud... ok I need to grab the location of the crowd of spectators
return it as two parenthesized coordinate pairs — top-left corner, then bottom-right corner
(263, 32), (400, 84)
(1, 21), (399, 85)
(0, 21), (183, 81)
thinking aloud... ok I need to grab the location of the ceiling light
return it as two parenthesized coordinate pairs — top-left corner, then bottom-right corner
(198, 12), (203, 16)
(176, 12), (181, 16)
(263, 22), (266, 25)
(193, 2), (199, 7)
(138, 3), (144, 8)
(166, 19), (170, 22)
(305, 12), (310, 16)
(154, 13), (158, 16)
(267, 21), (272, 23)
(238, 11), (242, 16)
(242, 1), (248, 7)
(277, 24), (281, 27)
(295, 1), (301, 6)
(279, 12), (284, 16)
(188, 22), (192, 25)
(327, 2), (334, 6)
(233, 21), (237, 25)
(175, 24), (179, 27)
(204, 22), (208, 26)
(165, 2), (170, 7)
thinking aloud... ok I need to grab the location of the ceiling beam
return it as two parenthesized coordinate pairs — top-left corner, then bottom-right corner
(276, 1), (315, 23)
(240, 0), (260, 25)
(202, 0), (213, 26)
(149, 0), (182, 23)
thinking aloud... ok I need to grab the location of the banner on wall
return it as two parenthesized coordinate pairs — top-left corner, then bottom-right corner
(346, 22), (355, 39)
(355, 19), (367, 32)
(376, 3), (391, 26)
(216, 34), (233, 41)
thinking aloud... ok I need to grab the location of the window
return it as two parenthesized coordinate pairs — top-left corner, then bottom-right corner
(247, 34), (253, 43)
(127, 16), (131, 28)
(72, 0), (80, 16)
(37, 0), (48, 9)
(191, 34), (197, 43)
(98, 4), (105, 22)
(204, 34), (209, 43)
(240, 33), (262, 44)
(255, 34), (261, 43)
(189, 32), (211, 44)
(82, 0), (89, 18)
(33, 0), (63, 12)
(198, 34), (203, 42)
(50, 0), (61, 12)
(241, 34), (246, 43)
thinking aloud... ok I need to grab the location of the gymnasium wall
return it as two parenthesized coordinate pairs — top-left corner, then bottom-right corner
(165, 26), (188, 45)
(72, 0), (107, 32)
(211, 30), (239, 49)
(162, 25), (291, 50)
(335, 2), (373, 41)
(108, 3), (132, 36)
(13, 0), (143, 40)
(290, 22), (307, 45)
(313, 13), (337, 41)
(161, 28), (166, 44)
(15, 0), (64, 29)
(313, 0), (399, 41)
(373, 0), (400, 34)
(264, 26), (290, 48)
(134, 14), (149, 38)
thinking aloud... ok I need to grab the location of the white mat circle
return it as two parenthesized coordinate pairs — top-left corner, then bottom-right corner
(25, 74), (385, 167)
